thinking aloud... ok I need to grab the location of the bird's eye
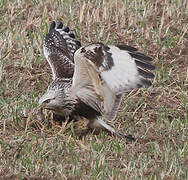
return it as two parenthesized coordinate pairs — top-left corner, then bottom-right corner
(43, 99), (51, 104)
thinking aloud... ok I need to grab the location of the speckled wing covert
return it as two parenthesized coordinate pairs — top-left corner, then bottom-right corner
(72, 43), (155, 122)
(43, 21), (81, 80)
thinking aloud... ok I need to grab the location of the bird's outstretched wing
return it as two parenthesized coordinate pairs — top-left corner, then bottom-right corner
(43, 21), (81, 80)
(72, 43), (155, 121)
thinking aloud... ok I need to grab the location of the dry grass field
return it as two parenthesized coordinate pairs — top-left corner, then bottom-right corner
(0, 0), (188, 179)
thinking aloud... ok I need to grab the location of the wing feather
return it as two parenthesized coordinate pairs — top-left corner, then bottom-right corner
(71, 58), (103, 114)
(72, 43), (155, 121)
(43, 21), (81, 80)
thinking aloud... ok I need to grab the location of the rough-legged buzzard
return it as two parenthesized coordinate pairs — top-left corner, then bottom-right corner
(39, 22), (155, 140)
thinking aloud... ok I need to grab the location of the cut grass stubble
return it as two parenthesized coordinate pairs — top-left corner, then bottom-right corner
(0, 0), (188, 179)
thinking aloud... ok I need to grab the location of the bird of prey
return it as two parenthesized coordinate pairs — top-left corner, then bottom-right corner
(39, 22), (155, 140)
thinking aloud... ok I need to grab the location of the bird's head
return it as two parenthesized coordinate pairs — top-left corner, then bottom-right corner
(38, 78), (75, 116)
(38, 89), (65, 114)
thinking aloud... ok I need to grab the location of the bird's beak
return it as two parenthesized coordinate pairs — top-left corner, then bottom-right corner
(39, 103), (55, 111)
(38, 102), (48, 109)
(38, 101), (45, 108)
(38, 98), (49, 108)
